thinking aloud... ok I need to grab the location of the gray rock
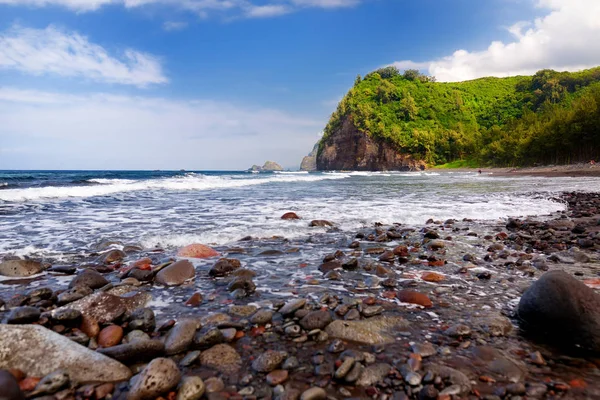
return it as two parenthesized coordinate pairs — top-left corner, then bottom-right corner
(30, 370), (69, 396)
(69, 269), (109, 289)
(127, 358), (181, 400)
(96, 249), (126, 264)
(325, 316), (409, 345)
(518, 270), (600, 351)
(97, 340), (165, 363)
(193, 328), (224, 349)
(199, 344), (241, 374)
(423, 364), (471, 395)
(0, 369), (25, 400)
(0, 324), (131, 383)
(357, 363), (391, 386)
(128, 308), (156, 332)
(473, 314), (513, 337)
(344, 362), (364, 383)
(53, 289), (150, 324)
(252, 350), (288, 372)
(179, 350), (201, 367)
(278, 298), (306, 315)
(51, 308), (82, 323)
(57, 285), (93, 305)
(176, 376), (205, 400)
(410, 342), (436, 358)
(165, 319), (200, 355)
(250, 309), (273, 325)
(334, 357), (354, 379)
(155, 260), (195, 286)
(6, 306), (40, 324)
(209, 258), (241, 277)
(0, 259), (43, 277)
(299, 310), (332, 330)
(125, 330), (151, 343)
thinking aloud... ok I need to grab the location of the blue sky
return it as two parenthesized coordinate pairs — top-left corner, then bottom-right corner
(0, 0), (598, 170)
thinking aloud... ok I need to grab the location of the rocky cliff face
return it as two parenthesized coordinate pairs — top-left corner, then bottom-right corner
(316, 116), (426, 171)
(300, 144), (318, 171)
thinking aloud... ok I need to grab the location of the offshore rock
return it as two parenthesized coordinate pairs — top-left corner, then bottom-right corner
(518, 270), (600, 351)
(0, 324), (131, 383)
(317, 115), (426, 171)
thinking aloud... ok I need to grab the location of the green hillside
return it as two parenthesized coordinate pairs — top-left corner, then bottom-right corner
(321, 66), (600, 166)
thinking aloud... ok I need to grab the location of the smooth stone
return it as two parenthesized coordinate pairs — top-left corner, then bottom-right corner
(309, 220), (333, 227)
(252, 350), (288, 372)
(126, 330), (151, 343)
(266, 370), (288, 386)
(177, 244), (219, 259)
(127, 358), (181, 400)
(423, 364), (471, 395)
(228, 305), (257, 317)
(129, 308), (156, 332)
(278, 299), (306, 315)
(209, 258), (241, 277)
(193, 328), (224, 349)
(397, 290), (433, 307)
(199, 344), (241, 374)
(0, 369), (25, 400)
(155, 260), (195, 286)
(179, 350), (201, 367)
(334, 357), (355, 379)
(300, 387), (327, 400)
(299, 310), (332, 330)
(325, 316), (409, 345)
(518, 270), (600, 351)
(473, 314), (513, 337)
(6, 306), (40, 324)
(0, 259), (43, 277)
(176, 376), (205, 400)
(69, 269), (109, 290)
(411, 342), (436, 358)
(31, 370), (69, 396)
(98, 325), (124, 348)
(250, 309), (273, 325)
(165, 319), (200, 355)
(97, 340), (165, 364)
(53, 290), (151, 324)
(57, 285), (93, 305)
(357, 363), (391, 386)
(96, 249), (126, 264)
(51, 308), (82, 323)
(0, 324), (131, 383)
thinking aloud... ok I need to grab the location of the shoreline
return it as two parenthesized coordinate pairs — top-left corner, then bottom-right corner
(431, 162), (600, 177)
(1, 191), (600, 398)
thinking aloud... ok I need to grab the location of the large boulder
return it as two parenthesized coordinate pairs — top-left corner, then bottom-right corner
(0, 325), (131, 383)
(0, 260), (43, 277)
(518, 270), (600, 351)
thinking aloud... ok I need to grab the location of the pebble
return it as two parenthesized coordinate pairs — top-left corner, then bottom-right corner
(69, 269), (109, 290)
(411, 342), (436, 358)
(278, 299), (306, 315)
(250, 309), (273, 325)
(126, 330), (151, 343)
(300, 387), (327, 400)
(51, 308), (82, 323)
(165, 319), (200, 355)
(31, 370), (69, 396)
(334, 357), (355, 379)
(204, 377), (225, 393)
(7, 306), (41, 324)
(127, 358), (181, 400)
(266, 370), (288, 385)
(444, 324), (471, 337)
(179, 350), (201, 367)
(194, 328), (224, 349)
(252, 350), (288, 372)
(128, 308), (156, 332)
(176, 376), (205, 400)
(282, 356), (299, 370)
(299, 310), (332, 330)
(98, 325), (124, 348)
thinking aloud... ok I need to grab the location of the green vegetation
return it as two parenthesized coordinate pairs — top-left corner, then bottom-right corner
(433, 159), (480, 169)
(321, 66), (600, 166)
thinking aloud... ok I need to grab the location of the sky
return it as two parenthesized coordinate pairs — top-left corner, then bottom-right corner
(0, 0), (599, 170)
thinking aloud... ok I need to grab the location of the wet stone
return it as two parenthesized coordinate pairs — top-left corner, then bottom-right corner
(228, 305), (257, 317)
(278, 299), (306, 315)
(69, 269), (109, 290)
(300, 387), (327, 400)
(266, 370), (288, 386)
(179, 350), (201, 367)
(250, 309), (273, 325)
(51, 308), (82, 323)
(299, 310), (332, 330)
(176, 376), (205, 400)
(252, 350), (288, 373)
(411, 342), (436, 358)
(128, 308), (156, 332)
(199, 344), (242, 374)
(6, 306), (40, 324)
(57, 286), (93, 305)
(194, 328), (224, 349)
(127, 358), (181, 400)
(165, 319), (200, 355)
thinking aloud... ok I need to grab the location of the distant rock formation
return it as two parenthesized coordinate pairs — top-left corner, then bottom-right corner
(248, 161), (284, 172)
(317, 116), (426, 171)
(300, 144), (318, 171)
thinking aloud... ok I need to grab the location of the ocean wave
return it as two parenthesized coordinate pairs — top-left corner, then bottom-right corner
(273, 171), (309, 175)
(0, 173), (350, 202)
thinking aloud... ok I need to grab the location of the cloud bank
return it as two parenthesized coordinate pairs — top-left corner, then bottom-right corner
(0, 25), (167, 87)
(393, 0), (600, 82)
(0, 88), (322, 169)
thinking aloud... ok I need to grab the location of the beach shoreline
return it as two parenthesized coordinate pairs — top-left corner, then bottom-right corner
(432, 162), (600, 177)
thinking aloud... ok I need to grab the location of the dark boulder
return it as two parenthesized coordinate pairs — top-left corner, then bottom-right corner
(209, 258), (241, 277)
(69, 269), (109, 290)
(518, 270), (600, 352)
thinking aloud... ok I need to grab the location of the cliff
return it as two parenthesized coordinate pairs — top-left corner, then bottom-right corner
(300, 144), (318, 171)
(316, 116), (425, 171)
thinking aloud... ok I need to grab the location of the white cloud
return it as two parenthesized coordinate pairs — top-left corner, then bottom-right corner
(0, 87), (322, 169)
(0, 25), (167, 87)
(162, 21), (189, 31)
(0, 0), (361, 18)
(393, 0), (600, 82)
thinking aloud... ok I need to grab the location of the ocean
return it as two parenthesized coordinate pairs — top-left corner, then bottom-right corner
(2, 169), (600, 261)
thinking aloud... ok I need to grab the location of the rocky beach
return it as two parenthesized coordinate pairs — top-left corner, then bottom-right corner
(2, 170), (600, 400)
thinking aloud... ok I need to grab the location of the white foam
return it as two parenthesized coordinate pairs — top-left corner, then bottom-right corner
(273, 171), (309, 175)
(0, 173), (350, 202)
